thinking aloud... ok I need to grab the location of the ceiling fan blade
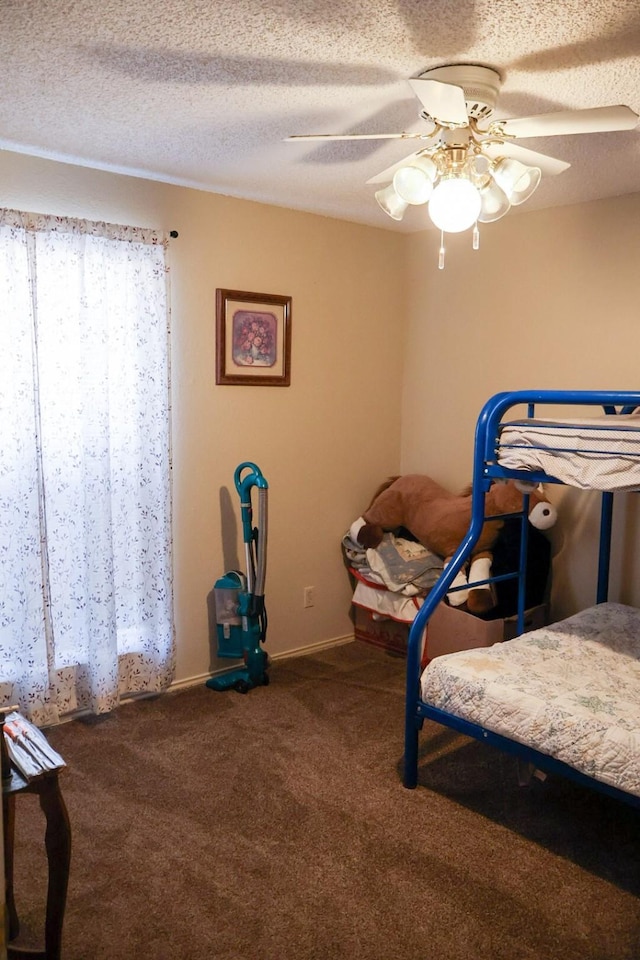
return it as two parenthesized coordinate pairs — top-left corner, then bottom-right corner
(408, 77), (468, 125)
(482, 141), (571, 176)
(495, 105), (639, 139)
(284, 132), (425, 142)
(365, 150), (427, 185)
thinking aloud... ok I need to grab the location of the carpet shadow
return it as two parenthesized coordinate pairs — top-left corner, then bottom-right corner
(407, 727), (640, 896)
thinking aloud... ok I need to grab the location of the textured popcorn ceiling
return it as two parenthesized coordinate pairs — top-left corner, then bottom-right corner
(1, 0), (639, 231)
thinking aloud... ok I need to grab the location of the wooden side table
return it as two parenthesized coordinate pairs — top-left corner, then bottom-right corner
(3, 766), (71, 960)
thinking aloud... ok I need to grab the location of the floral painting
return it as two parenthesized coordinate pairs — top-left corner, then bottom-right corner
(231, 309), (277, 367)
(216, 289), (292, 386)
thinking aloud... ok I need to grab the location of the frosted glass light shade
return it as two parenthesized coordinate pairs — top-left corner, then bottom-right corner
(492, 158), (541, 205)
(392, 156), (437, 205)
(375, 184), (409, 221)
(428, 178), (482, 233)
(471, 154), (491, 177)
(478, 178), (511, 222)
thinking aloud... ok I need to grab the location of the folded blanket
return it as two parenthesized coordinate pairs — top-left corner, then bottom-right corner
(352, 581), (423, 623)
(342, 524), (443, 596)
(366, 533), (443, 594)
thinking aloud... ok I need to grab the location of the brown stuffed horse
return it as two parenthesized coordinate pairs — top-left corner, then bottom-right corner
(355, 474), (556, 614)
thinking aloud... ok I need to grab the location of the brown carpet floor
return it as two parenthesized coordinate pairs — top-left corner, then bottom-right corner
(8, 640), (640, 959)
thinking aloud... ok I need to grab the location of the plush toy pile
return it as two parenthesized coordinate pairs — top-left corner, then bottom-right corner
(354, 474), (557, 615)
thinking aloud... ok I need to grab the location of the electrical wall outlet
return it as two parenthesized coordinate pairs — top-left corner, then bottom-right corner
(303, 586), (315, 608)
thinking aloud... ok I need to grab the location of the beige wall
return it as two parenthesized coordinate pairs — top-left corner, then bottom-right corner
(5, 146), (640, 669)
(401, 193), (640, 620)
(0, 151), (407, 685)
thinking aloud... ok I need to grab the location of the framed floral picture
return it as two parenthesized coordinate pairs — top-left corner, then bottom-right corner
(215, 288), (292, 386)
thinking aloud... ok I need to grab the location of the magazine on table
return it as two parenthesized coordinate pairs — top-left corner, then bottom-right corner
(2, 710), (66, 781)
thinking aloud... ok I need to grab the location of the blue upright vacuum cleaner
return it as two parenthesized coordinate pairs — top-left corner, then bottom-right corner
(206, 462), (270, 693)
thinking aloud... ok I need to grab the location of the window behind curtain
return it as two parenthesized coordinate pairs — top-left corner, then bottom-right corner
(0, 209), (175, 725)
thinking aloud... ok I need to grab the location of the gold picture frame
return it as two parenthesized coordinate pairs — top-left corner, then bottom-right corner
(216, 288), (292, 386)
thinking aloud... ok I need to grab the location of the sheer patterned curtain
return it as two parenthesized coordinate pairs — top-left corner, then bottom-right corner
(0, 209), (175, 725)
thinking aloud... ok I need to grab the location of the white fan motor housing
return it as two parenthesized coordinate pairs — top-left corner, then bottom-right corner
(417, 64), (502, 121)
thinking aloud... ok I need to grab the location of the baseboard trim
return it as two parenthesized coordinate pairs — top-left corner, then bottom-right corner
(49, 634), (357, 725)
(168, 632), (355, 694)
(269, 633), (354, 662)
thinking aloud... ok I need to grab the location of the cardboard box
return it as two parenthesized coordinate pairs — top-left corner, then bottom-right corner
(426, 602), (549, 660)
(353, 601), (548, 660)
(353, 605), (412, 656)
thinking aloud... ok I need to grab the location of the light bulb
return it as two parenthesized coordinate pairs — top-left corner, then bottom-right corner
(428, 178), (482, 233)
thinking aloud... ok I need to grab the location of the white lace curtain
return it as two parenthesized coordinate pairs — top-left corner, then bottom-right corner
(0, 209), (175, 725)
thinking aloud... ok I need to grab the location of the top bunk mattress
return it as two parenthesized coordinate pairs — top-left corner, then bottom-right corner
(497, 414), (640, 490)
(420, 602), (640, 797)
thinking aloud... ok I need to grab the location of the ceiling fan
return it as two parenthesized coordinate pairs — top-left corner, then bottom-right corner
(285, 63), (639, 249)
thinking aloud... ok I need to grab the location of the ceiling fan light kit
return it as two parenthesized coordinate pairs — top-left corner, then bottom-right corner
(375, 137), (541, 263)
(286, 62), (639, 269)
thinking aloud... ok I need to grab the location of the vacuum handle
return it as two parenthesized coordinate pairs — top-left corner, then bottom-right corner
(234, 463), (268, 598)
(234, 461), (268, 495)
(234, 462), (268, 546)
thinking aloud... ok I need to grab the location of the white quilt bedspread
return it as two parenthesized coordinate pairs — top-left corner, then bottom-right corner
(498, 414), (640, 490)
(420, 602), (640, 797)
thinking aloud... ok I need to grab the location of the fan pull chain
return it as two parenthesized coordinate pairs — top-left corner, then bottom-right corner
(438, 230), (445, 270)
(473, 222), (480, 250)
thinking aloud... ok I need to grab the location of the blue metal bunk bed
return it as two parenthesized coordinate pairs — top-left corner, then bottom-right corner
(404, 389), (640, 808)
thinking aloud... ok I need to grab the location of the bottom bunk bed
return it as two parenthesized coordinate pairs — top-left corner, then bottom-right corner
(405, 389), (640, 809)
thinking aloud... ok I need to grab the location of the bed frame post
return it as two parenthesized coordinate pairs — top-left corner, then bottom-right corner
(597, 492), (614, 603)
(403, 709), (421, 790)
